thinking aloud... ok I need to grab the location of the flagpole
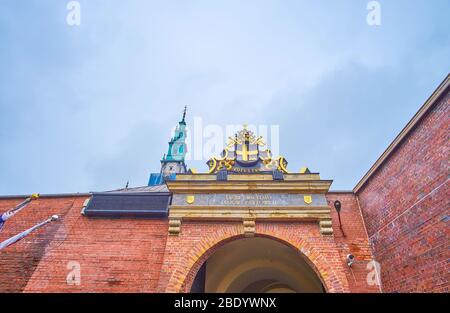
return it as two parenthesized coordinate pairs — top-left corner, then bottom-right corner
(0, 194), (40, 231)
(0, 215), (59, 250)
(9, 194), (39, 214)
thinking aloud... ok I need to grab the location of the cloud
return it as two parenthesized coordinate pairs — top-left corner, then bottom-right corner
(0, 0), (449, 194)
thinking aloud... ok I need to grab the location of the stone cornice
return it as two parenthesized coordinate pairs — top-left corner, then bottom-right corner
(167, 177), (334, 236)
(166, 180), (333, 193)
(174, 173), (322, 181)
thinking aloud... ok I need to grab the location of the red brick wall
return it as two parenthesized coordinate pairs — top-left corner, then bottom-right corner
(0, 197), (81, 292)
(356, 90), (449, 292)
(0, 196), (168, 292)
(157, 207), (378, 293)
(326, 192), (380, 293)
(1, 194), (377, 293)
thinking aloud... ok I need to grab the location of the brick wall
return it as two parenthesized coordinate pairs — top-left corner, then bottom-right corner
(0, 196), (168, 292)
(356, 89), (449, 292)
(1, 194), (377, 292)
(326, 192), (380, 293)
(157, 205), (378, 293)
(0, 197), (81, 292)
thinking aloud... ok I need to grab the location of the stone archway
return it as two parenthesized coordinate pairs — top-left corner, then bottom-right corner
(190, 237), (325, 293)
(159, 224), (349, 293)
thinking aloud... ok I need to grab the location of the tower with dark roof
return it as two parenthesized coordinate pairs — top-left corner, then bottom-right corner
(148, 107), (188, 185)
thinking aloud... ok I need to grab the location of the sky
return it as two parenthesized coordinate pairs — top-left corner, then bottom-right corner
(0, 0), (449, 195)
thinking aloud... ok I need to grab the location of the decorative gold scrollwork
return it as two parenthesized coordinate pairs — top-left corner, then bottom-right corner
(205, 127), (289, 174)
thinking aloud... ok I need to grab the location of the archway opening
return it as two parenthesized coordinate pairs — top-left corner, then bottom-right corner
(190, 237), (325, 293)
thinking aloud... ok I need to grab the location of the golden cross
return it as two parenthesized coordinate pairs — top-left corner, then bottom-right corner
(236, 142), (258, 161)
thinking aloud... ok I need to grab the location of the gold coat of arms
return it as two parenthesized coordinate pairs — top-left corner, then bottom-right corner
(303, 195), (313, 205)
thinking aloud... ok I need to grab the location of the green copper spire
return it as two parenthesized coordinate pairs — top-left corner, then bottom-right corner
(181, 105), (187, 124)
(149, 107), (188, 185)
(163, 107), (188, 162)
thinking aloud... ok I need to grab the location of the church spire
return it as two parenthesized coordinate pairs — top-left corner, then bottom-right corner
(181, 106), (187, 124)
(148, 107), (189, 185)
(163, 107), (188, 162)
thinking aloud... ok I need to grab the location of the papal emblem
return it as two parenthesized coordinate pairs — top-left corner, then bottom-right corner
(186, 195), (195, 204)
(303, 195), (313, 205)
(206, 126), (290, 174)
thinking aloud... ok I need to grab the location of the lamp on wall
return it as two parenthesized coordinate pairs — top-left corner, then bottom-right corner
(334, 200), (345, 237)
(346, 254), (355, 267)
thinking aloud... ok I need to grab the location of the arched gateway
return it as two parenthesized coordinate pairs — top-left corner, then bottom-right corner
(190, 236), (325, 293)
(156, 126), (350, 293)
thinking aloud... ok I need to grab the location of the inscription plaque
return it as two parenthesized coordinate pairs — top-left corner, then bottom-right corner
(172, 193), (327, 207)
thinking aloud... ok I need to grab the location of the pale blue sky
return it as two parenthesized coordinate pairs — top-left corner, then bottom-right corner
(0, 0), (449, 194)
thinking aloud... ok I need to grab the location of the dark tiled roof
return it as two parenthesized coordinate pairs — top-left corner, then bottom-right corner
(83, 185), (170, 218)
(106, 185), (169, 193)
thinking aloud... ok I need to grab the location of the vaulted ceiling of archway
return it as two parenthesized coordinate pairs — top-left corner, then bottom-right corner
(204, 237), (324, 293)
